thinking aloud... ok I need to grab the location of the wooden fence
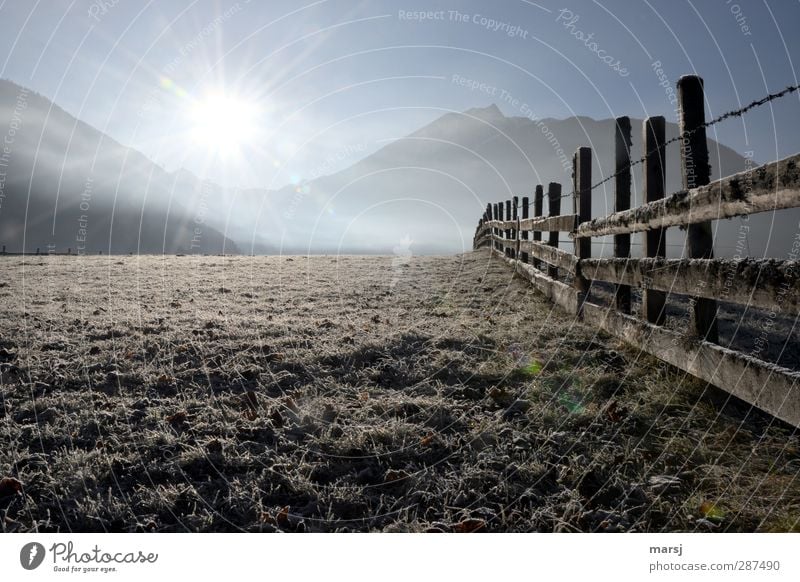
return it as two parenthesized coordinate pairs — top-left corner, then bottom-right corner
(472, 75), (800, 428)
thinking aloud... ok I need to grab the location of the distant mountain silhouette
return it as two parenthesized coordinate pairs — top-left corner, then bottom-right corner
(1, 79), (794, 258)
(0, 79), (238, 254)
(226, 103), (797, 257)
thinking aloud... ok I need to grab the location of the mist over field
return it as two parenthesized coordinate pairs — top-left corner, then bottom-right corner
(2, 79), (797, 257)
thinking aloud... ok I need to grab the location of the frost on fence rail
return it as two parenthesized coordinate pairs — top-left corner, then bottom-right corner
(573, 152), (800, 238)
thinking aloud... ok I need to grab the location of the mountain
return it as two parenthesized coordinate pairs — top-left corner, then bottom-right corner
(223, 104), (796, 257)
(0, 79), (238, 255)
(1, 79), (793, 258)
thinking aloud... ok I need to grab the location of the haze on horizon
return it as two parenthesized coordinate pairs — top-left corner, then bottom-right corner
(0, 1), (799, 255)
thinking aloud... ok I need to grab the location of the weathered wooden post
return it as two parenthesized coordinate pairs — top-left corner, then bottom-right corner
(547, 182), (561, 280)
(678, 75), (718, 342)
(497, 202), (503, 254)
(643, 116), (667, 325)
(573, 148), (592, 309)
(495, 202), (501, 254)
(512, 195), (519, 260)
(492, 203), (496, 251)
(533, 185), (543, 271)
(614, 116), (632, 314)
(478, 208), (485, 248)
(485, 203), (492, 243)
(498, 202), (504, 254)
(505, 199), (512, 257)
(521, 196), (530, 263)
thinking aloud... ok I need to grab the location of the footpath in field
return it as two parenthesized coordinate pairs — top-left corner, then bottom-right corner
(0, 250), (798, 532)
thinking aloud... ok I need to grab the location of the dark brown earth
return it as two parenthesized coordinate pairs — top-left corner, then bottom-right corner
(1, 250), (798, 532)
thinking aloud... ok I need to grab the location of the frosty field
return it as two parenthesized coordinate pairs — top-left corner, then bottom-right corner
(0, 250), (798, 532)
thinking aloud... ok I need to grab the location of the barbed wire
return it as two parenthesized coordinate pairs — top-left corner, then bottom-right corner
(581, 82), (800, 197)
(486, 82), (800, 213)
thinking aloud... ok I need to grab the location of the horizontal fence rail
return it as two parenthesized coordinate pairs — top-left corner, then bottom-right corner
(574, 152), (800, 239)
(581, 257), (800, 314)
(472, 74), (800, 428)
(582, 302), (800, 427)
(519, 240), (578, 274)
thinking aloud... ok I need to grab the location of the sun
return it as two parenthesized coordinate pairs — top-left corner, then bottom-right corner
(187, 92), (260, 157)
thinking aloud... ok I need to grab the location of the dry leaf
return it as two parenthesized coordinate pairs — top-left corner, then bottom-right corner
(166, 411), (187, 424)
(384, 469), (410, 483)
(243, 391), (259, 410)
(0, 477), (23, 497)
(277, 506), (290, 528)
(488, 387), (514, 407)
(605, 400), (627, 423)
(259, 512), (277, 526)
(453, 518), (486, 533)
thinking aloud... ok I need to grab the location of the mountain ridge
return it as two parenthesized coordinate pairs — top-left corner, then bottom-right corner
(0, 78), (239, 255)
(1, 78), (794, 257)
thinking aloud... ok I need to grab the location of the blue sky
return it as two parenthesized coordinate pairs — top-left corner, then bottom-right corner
(1, 0), (798, 188)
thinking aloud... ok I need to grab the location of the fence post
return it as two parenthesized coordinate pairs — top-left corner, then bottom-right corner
(512, 195), (519, 260)
(505, 199), (512, 257)
(521, 196), (529, 263)
(678, 75), (718, 343)
(533, 185), (543, 271)
(497, 202), (503, 254)
(642, 116), (667, 325)
(614, 116), (632, 314)
(482, 204), (489, 249)
(497, 202), (502, 254)
(573, 148), (592, 312)
(492, 203), (497, 252)
(547, 182), (561, 280)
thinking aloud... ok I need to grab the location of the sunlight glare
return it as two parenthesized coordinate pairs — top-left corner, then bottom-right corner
(188, 92), (260, 157)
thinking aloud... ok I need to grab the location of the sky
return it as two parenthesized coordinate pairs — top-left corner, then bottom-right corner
(1, 0), (798, 190)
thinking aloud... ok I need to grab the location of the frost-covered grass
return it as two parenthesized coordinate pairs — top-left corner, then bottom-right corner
(0, 250), (797, 532)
